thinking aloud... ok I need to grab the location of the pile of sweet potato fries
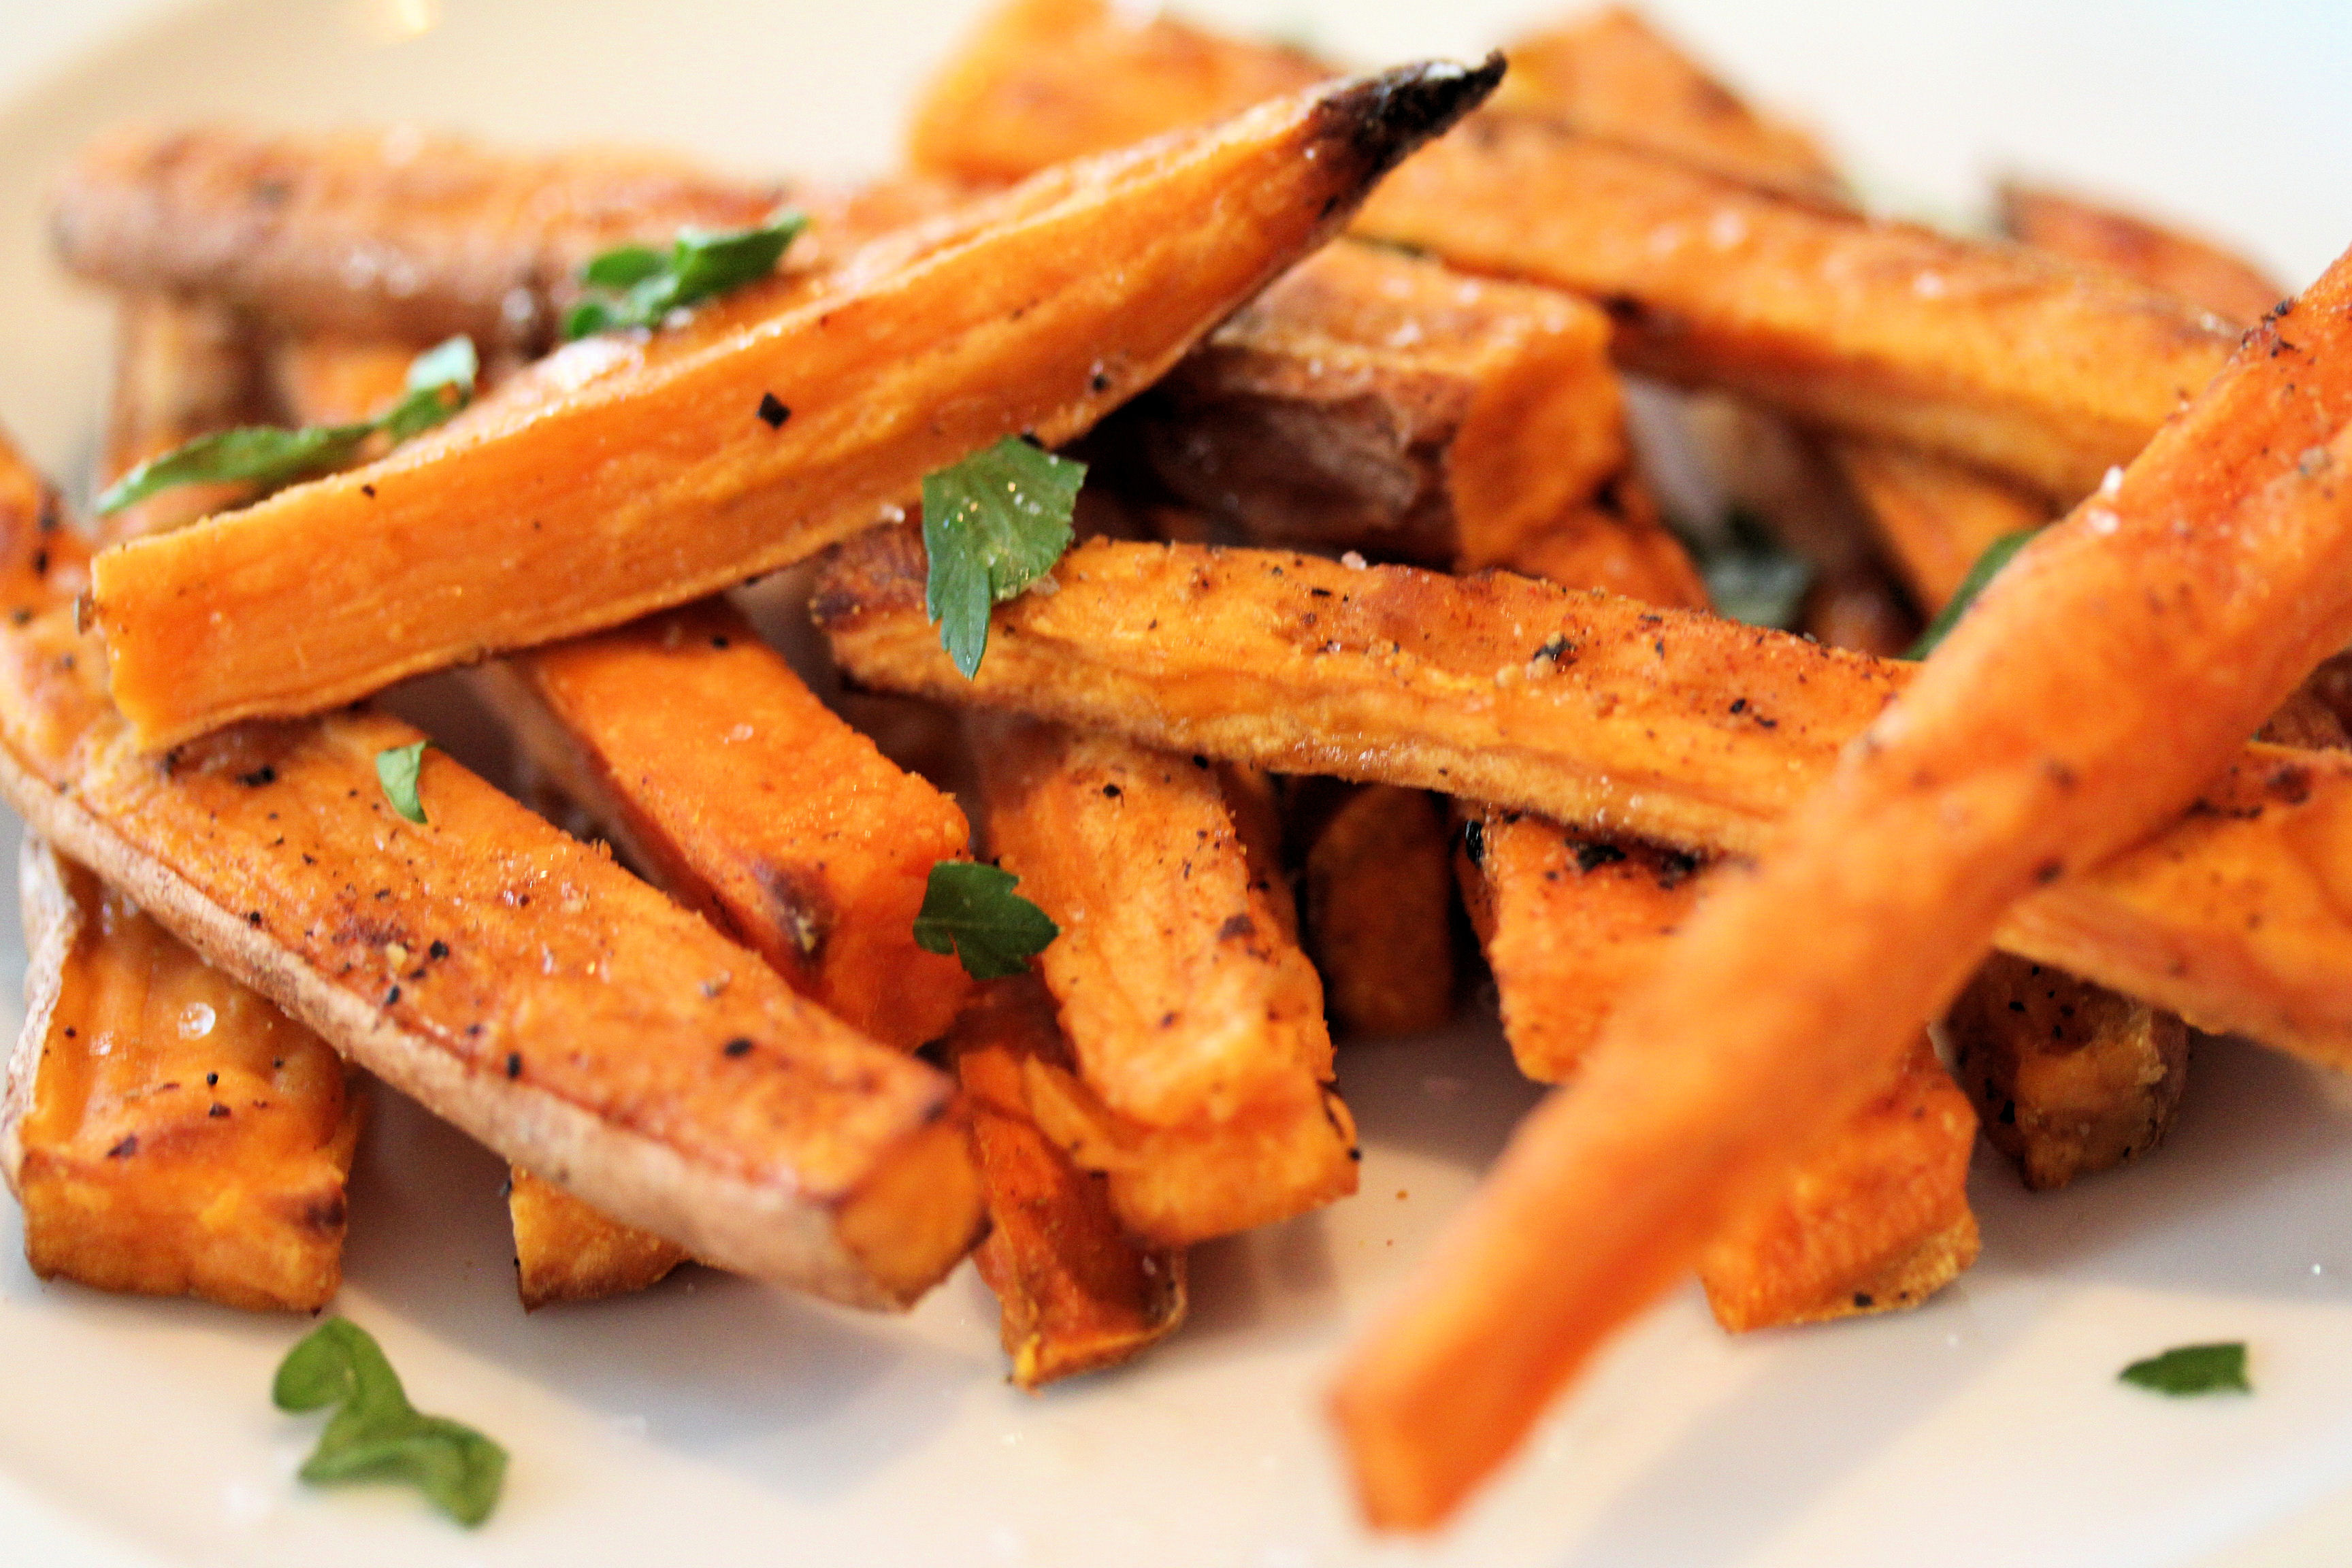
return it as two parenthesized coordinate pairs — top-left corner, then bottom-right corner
(5, 0), (2349, 1533)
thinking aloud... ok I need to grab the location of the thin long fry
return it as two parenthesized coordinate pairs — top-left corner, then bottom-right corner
(89, 62), (1503, 751)
(951, 975), (1187, 1386)
(0, 437), (981, 1309)
(3, 836), (361, 1311)
(1328, 243), (2352, 1531)
(816, 524), (2352, 1065)
(971, 716), (1354, 1245)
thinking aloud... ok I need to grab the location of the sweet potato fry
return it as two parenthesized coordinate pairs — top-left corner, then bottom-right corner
(971, 716), (1355, 1245)
(1945, 953), (2189, 1192)
(950, 975), (1187, 1386)
(1697, 1036), (1978, 1332)
(53, 127), (792, 350)
(101, 294), (272, 539)
(1999, 182), (2286, 329)
(2, 836), (361, 1311)
(0, 438), (981, 1309)
(474, 598), (974, 1051)
(1292, 782), (1456, 1038)
(91, 61), (1504, 750)
(507, 1167), (689, 1311)
(1327, 241), (2352, 1531)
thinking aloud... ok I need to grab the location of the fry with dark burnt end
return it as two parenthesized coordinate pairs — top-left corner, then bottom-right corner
(3, 838), (361, 1311)
(1945, 955), (2191, 1192)
(1327, 241), (2352, 1531)
(950, 975), (1188, 1386)
(88, 60), (1505, 751)
(0, 434), (983, 1309)
(971, 716), (1355, 1247)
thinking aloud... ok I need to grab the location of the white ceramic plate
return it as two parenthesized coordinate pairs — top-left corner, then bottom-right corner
(3, 1), (2352, 1564)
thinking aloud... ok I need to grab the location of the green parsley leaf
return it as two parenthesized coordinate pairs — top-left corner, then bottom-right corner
(1904, 528), (2038, 659)
(274, 1318), (508, 1527)
(376, 740), (433, 825)
(562, 213), (807, 340)
(921, 437), (1087, 679)
(95, 336), (478, 516)
(2119, 1341), (2251, 1396)
(912, 861), (1059, 979)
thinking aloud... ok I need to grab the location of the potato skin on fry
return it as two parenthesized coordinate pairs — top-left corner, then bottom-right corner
(5, 838), (361, 1313)
(91, 60), (1505, 751)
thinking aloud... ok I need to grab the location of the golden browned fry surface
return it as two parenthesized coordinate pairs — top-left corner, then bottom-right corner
(1325, 238), (2352, 1531)
(1946, 953), (2191, 1192)
(477, 598), (973, 1052)
(1294, 783), (1456, 1039)
(951, 976), (1187, 1387)
(972, 717), (1355, 1245)
(1494, 5), (1844, 203)
(0, 438), (981, 1310)
(3, 836), (359, 1312)
(1699, 1036), (1978, 1332)
(508, 1166), (689, 1311)
(2000, 181), (2287, 328)
(91, 60), (1504, 751)
(53, 127), (790, 350)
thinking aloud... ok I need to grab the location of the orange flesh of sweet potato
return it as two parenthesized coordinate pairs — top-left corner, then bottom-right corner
(508, 1166), (689, 1310)
(1697, 1036), (1979, 1332)
(906, 1), (2236, 502)
(1999, 182), (2287, 329)
(1945, 953), (2191, 1192)
(474, 598), (973, 1051)
(1326, 242), (2352, 1531)
(90, 61), (1504, 751)
(4, 836), (360, 1311)
(951, 975), (1187, 1386)
(0, 442), (981, 1309)
(972, 716), (1356, 1245)
(1298, 783), (1456, 1039)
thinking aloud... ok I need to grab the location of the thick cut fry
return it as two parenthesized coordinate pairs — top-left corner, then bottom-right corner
(1455, 809), (1708, 1083)
(91, 61), (1504, 751)
(1493, 7), (1844, 203)
(101, 294), (272, 539)
(973, 717), (1355, 1245)
(1697, 1036), (1978, 1331)
(2, 837), (360, 1311)
(1328, 243), (2352, 1531)
(507, 1167), (690, 1310)
(817, 525), (2352, 1064)
(1999, 182), (2286, 329)
(53, 128), (791, 350)
(908, 0), (1324, 182)
(0, 441), (980, 1309)
(1118, 240), (1697, 600)
(951, 976), (1187, 1386)
(1945, 953), (2191, 1192)
(907, 2), (2235, 501)
(1294, 783), (1456, 1038)
(474, 598), (973, 1051)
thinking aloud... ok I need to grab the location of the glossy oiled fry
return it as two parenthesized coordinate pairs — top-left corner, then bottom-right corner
(1697, 1036), (1978, 1332)
(91, 61), (1503, 751)
(1329, 244), (2352, 1531)
(508, 1168), (690, 1311)
(816, 524), (2352, 1065)
(1945, 953), (2190, 1192)
(475, 598), (974, 1051)
(1999, 182), (2286, 328)
(950, 976), (1187, 1386)
(54, 127), (792, 350)
(1120, 240), (1698, 600)
(101, 294), (271, 539)
(1294, 783), (1456, 1039)
(3, 837), (361, 1311)
(0, 438), (981, 1309)
(972, 716), (1355, 1245)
